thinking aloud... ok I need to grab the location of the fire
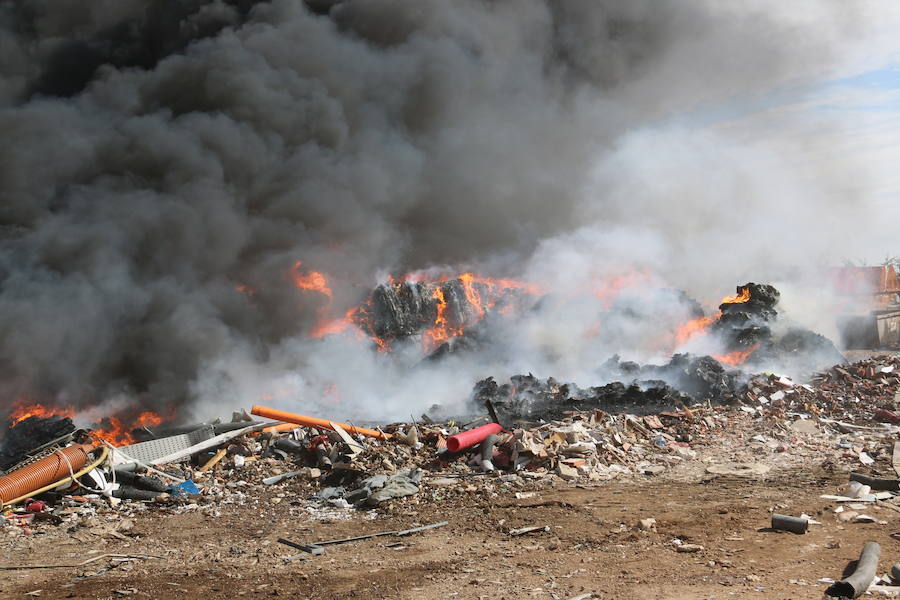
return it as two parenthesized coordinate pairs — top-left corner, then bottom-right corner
(310, 306), (359, 338)
(672, 287), (755, 348)
(297, 267), (543, 353)
(459, 273), (485, 319)
(674, 314), (719, 346)
(592, 270), (655, 307)
(417, 272), (542, 352)
(9, 402), (75, 425)
(93, 411), (164, 446)
(291, 261), (332, 298)
(721, 288), (751, 304)
(7, 400), (165, 447)
(423, 286), (463, 351)
(713, 344), (759, 366)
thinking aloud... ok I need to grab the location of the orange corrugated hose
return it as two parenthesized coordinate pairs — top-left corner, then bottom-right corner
(0, 444), (93, 505)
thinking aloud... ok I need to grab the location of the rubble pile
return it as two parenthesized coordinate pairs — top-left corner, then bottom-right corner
(471, 353), (747, 425)
(743, 354), (900, 425)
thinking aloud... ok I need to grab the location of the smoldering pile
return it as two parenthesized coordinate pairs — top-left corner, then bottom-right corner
(458, 282), (846, 424)
(471, 353), (737, 424)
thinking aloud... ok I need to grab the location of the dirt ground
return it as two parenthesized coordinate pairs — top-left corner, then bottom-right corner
(2, 465), (898, 600)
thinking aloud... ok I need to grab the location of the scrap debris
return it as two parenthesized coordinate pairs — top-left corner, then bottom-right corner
(0, 355), (898, 526)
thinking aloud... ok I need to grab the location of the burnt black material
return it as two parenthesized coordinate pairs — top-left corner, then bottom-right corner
(0, 416), (77, 472)
(711, 283), (779, 349)
(112, 469), (170, 492)
(849, 472), (900, 491)
(112, 486), (165, 501)
(599, 354), (741, 401)
(473, 373), (693, 423)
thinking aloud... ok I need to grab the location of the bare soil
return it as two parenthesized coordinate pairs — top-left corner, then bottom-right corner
(3, 466), (897, 600)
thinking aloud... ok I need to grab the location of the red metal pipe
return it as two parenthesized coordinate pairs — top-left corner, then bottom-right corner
(446, 423), (503, 453)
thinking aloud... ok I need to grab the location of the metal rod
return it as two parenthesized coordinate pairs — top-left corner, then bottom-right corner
(279, 520), (450, 552)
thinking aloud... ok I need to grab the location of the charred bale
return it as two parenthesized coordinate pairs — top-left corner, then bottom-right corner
(360, 281), (438, 340)
(711, 283), (780, 350)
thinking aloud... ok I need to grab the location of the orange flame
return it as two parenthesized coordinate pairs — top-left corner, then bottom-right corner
(673, 314), (719, 346)
(720, 288), (751, 304)
(423, 286), (463, 351)
(8, 400), (166, 447)
(291, 261), (332, 298)
(93, 411), (164, 446)
(592, 270), (654, 307)
(9, 402), (76, 425)
(713, 344), (759, 366)
(672, 287), (754, 349)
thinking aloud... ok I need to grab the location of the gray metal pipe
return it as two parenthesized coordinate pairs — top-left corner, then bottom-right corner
(479, 434), (499, 472)
(849, 472), (900, 491)
(771, 514), (807, 534)
(826, 541), (880, 598)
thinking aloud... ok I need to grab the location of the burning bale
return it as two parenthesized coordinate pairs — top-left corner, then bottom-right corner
(678, 282), (845, 374)
(350, 274), (541, 353)
(710, 282), (779, 349)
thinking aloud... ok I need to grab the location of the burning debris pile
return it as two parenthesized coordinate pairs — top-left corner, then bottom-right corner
(3, 352), (898, 542)
(677, 282), (845, 373)
(465, 283), (848, 426)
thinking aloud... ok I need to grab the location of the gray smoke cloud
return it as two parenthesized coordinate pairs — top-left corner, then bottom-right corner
(0, 0), (896, 422)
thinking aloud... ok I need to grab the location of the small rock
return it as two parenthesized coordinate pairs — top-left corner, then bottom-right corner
(638, 518), (657, 532)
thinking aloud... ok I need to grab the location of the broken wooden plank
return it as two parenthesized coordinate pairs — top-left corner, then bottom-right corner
(198, 448), (228, 473)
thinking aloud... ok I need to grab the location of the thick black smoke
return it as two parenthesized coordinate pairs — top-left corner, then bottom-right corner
(0, 0), (879, 417)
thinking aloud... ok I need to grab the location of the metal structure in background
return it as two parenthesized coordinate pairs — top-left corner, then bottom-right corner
(832, 266), (900, 348)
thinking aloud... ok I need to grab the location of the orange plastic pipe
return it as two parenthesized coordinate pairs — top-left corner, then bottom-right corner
(261, 422), (300, 434)
(0, 445), (93, 504)
(250, 405), (391, 440)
